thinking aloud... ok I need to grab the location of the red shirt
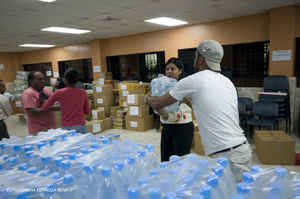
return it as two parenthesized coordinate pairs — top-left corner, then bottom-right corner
(22, 88), (56, 134)
(42, 87), (90, 127)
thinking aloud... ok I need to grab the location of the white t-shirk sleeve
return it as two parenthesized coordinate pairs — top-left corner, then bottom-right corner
(169, 77), (195, 101)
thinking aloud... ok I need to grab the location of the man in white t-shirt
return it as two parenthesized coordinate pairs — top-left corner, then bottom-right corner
(147, 40), (252, 181)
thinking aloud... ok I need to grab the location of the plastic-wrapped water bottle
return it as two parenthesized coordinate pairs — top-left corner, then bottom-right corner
(150, 75), (179, 112)
(163, 192), (177, 199)
(198, 184), (212, 199)
(216, 157), (236, 186)
(53, 174), (86, 199)
(212, 165), (231, 198)
(128, 186), (140, 199)
(98, 167), (118, 199)
(112, 160), (128, 196)
(148, 187), (162, 199)
(206, 174), (226, 199)
(145, 144), (159, 168)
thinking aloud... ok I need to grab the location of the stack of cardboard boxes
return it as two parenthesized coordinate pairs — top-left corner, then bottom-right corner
(93, 84), (114, 117)
(113, 109), (127, 129)
(118, 82), (140, 107)
(12, 71), (29, 115)
(125, 94), (154, 131)
(86, 73), (115, 134)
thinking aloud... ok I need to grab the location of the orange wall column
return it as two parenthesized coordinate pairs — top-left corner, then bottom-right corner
(269, 6), (296, 76)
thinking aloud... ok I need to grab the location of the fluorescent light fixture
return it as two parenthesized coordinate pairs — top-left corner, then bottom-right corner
(41, 27), (91, 34)
(19, 44), (55, 48)
(145, 17), (188, 27)
(38, 0), (56, 2)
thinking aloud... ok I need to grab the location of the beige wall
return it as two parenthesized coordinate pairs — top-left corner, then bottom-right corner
(100, 13), (269, 69)
(268, 6), (296, 76)
(0, 53), (21, 82)
(20, 42), (92, 73)
(296, 6), (300, 37)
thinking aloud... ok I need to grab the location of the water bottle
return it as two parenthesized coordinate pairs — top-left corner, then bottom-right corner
(216, 157), (236, 186)
(98, 167), (118, 198)
(148, 187), (162, 199)
(163, 192), (177, 199)
(113, 160), (128, 196)
(198, 184), (212, 199)
(212, 165), (231, 198)
(128, 186), (140, 199)
(145, 144), (159, 168)
(206, 174), (226, 199)
(53, 174), (86, 199)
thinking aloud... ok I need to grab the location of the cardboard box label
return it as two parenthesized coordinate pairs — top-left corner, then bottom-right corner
(92, 123), (101, 133)
(98, 107), (105, 111)
(129, 106), (139, 116)
(122, 91), (129, 96)
(96, 87), (103, 93)
(127, 95), (135, 104)
(97, 99), (103, 104)
(92, 110), (98, 120)
(98, 78), (104, 85)
(120, 84), (127, 90)
(46, 71), (52, 77)
(130, 121), (138, 128)
(93, 66), (101, 72)
(16, 101), (22, 107)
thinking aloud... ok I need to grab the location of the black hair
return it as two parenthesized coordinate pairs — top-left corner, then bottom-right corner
(165, 57), (185, 80)
(64, 68), (79, 85)
(28, 71), (38, 86)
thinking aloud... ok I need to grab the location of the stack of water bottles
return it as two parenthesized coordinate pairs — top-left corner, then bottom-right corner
(150, 74), (179, 112)
(0, 128), (159, 199)
(231, 166), (300, 199)
(127, 154), (236, 199)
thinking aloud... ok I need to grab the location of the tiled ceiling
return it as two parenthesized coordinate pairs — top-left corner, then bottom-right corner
(0, 0), (299, 52)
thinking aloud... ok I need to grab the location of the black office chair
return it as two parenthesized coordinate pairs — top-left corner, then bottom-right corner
(238, 97), (253, 138)
(247, 101), (279, 137)
(260, 75), (290, 134)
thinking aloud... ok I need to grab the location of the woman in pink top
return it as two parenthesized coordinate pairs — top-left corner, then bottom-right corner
(42, 68), (90, 133)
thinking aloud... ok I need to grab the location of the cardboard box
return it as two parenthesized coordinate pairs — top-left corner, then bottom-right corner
(97, 106), (111, 117)
(128, 105), (149, 117)
(125, 115), (154, 131)
(86, 118), (112, 134)
(11, 99), (24, 114)
(127, 94), (145, 106)
(94, 95), (114, 106)
(191, 122), (205, 155)
(86, 120), (103, 134)
(92, 109), (106, 120)
(93, 85), (113, 98)
(255, 130), (296, 165)
(94, 72), (113, 81)
(102, 117), (113, 130)
(119, 89), (147, 98)
(113, 117), (126, 129)
(118, 82), (139, 90)
(110, 106), (121, 117)
(119, 100), (128, 107)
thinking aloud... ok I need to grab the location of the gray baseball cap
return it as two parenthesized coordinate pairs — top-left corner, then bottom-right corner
(196, 40), (224, 72)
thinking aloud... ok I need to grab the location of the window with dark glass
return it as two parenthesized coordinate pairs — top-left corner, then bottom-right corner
(23, 62), (52, 86)
(178, 41), (270, 87)
(58, 58), (93, 83)
(107, 51), (165, 82)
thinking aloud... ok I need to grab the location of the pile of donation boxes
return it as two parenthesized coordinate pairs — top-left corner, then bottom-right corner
(86, 72), (154, 133)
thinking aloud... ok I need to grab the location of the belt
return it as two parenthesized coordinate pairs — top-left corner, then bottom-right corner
(211, 141), (246, 156)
